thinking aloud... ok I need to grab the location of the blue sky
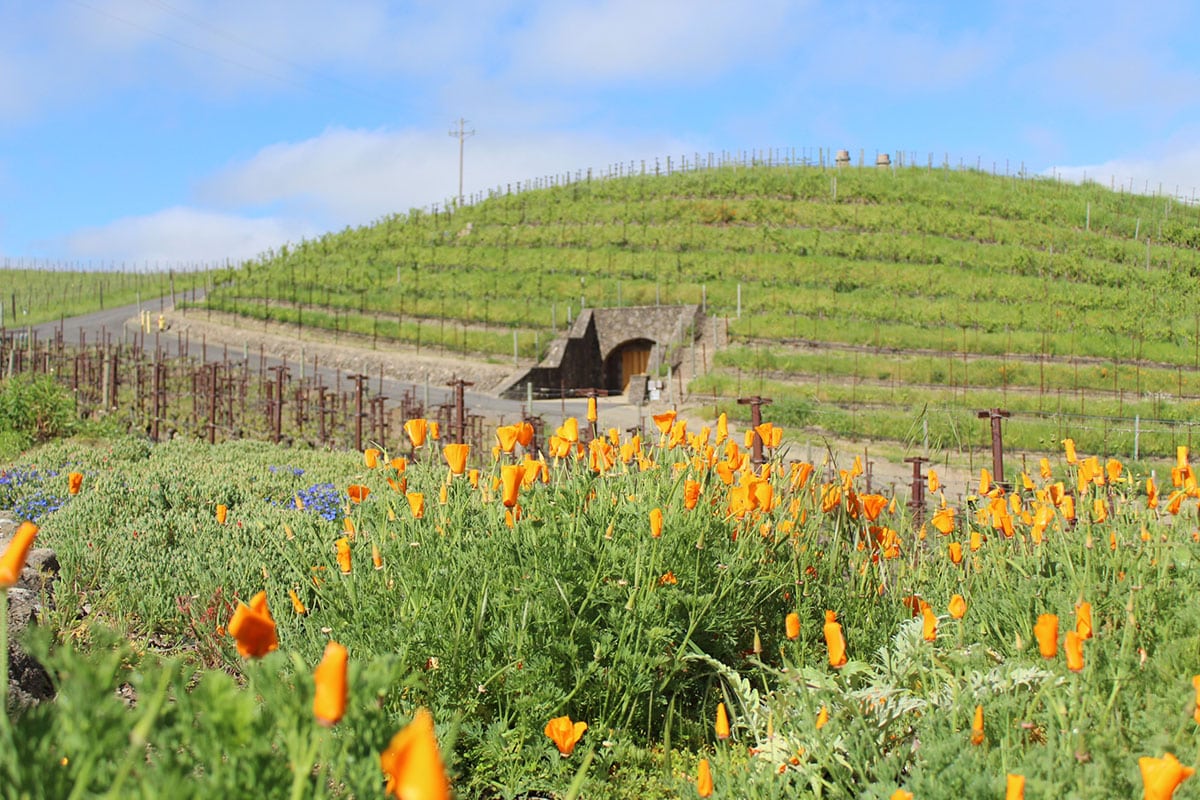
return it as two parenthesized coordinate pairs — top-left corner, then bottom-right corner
(3, 0), (1200, 267)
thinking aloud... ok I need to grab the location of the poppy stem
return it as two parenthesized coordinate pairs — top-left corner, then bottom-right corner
(288, 730), (322, 800)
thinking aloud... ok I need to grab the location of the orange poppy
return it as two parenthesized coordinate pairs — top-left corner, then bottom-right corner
(892, 792), (913, 800)
(816, 705), (829, 730)
(927, 468), (940, 493)
(820, 484), (842, 514)
(785, 612), (800, 640)
(227, 590), (278, 658)
(649, 507), (664, 538)
(861, 494), (888, 522)
(372, 543), (383, 570)
(970, 704), (984, 745)
(0, 521), (38, 588)
(364, 448), (382, 469)
(1062, 437), (1077, 464)
(714, 702), (731, 739)
(545, 715), (588, 757)
(949, 594), (967, 620)
(347, 484), (370, 504)
(216, 504), (228, 525)
(697, 758), (713, 798)
(1065, 630), (1084, 672)
(823, 610), (847, 668)
(407, 492), (426, 519)
(931, 506), (955, 535)
(1139, 753), (1195, 800)
(1006, 774), (1025, 800)
(404, 418), (428, 448)
(948, 542), (963, 564)
(790, 461), (814, 490)
(1147, 477), (1159, 508)
(1034, 613), (1058, 658)
(443, 443), (470, 475)
(683, 479), (702, 510)
(67, 472), (83, 495)
(1075, 601), (1093, 639)
(1192, 676), (1200, 726)
(557, 417), (579, 444)
(288, 588), (307, 616)
(921, 605), (938, 642)
(313, 640), (348, 727)
(501, 464), (524, 508)
(380, 708), (451, 800)
(515, 421), (534, 448)
(335, 537), (352, 573)
(495, 425), (520, 453)
(1106, 458), (1123, 483)
(652, 410), (677, 435)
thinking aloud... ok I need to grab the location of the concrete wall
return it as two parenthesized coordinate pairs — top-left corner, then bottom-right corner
(498, 304), (701, 399)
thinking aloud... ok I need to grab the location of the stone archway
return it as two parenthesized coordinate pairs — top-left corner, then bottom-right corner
(604, 338), (654, 393)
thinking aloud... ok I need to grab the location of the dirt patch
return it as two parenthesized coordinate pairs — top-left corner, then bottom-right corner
(165, 310), (522, 393)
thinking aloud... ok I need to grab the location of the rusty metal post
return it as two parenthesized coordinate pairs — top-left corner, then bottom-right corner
(208, 362), (219, 445)
(350, 374), (368, 452)
(276, 365), (287, 443)
(976, 408), (1011, 486)
(736, 395), (773, 467)
(904, 456), (929, 527)
(447, 378), (475, 444)
(317, 385), (328, 445)
(151, 357), (163, 442)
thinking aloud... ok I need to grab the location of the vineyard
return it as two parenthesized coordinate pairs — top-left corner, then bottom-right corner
(8, 153), (1200, 465)
(0, 264), (211, 328)
(191, 154), (1200, 464)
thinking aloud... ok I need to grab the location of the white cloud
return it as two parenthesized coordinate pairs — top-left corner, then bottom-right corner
(53, 126), (700, 262)
(1048, 141), (1200, 200)
(199, 125), (701, 226)
(57, 207), (315, 264)
(510, 0), (803, 83)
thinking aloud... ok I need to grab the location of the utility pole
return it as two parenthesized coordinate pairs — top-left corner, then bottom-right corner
(448, 117), (475, 208)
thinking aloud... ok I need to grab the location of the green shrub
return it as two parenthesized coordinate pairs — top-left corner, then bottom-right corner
(0, 375), (76, 443)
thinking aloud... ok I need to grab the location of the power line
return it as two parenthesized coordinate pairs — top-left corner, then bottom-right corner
(136, 0), (404, 109)
(68, 0), (402, 108)
(67, 0), (309, 93)
(448, 117), (476, 208)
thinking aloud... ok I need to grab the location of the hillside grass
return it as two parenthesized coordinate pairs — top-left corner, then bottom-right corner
(194, 160), (1200, 459)
(0, 268), (211, 328)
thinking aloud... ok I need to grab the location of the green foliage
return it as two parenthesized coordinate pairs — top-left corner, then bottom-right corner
(0, 268), (211, 327)
(190, 162), (1200, 457)
(5, 429), (1200, 797)
(0, 375), (76, 443)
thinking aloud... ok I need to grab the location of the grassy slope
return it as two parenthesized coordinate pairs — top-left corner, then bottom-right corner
(0, 268), (211, 327)
(201, 162), (1200, 462)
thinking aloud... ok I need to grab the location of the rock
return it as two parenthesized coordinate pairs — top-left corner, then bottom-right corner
(24, 548), (59, 576)
(1, 518), (58, 711)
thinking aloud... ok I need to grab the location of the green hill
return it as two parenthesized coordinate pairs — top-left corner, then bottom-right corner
(194, 160), (1200, 460)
